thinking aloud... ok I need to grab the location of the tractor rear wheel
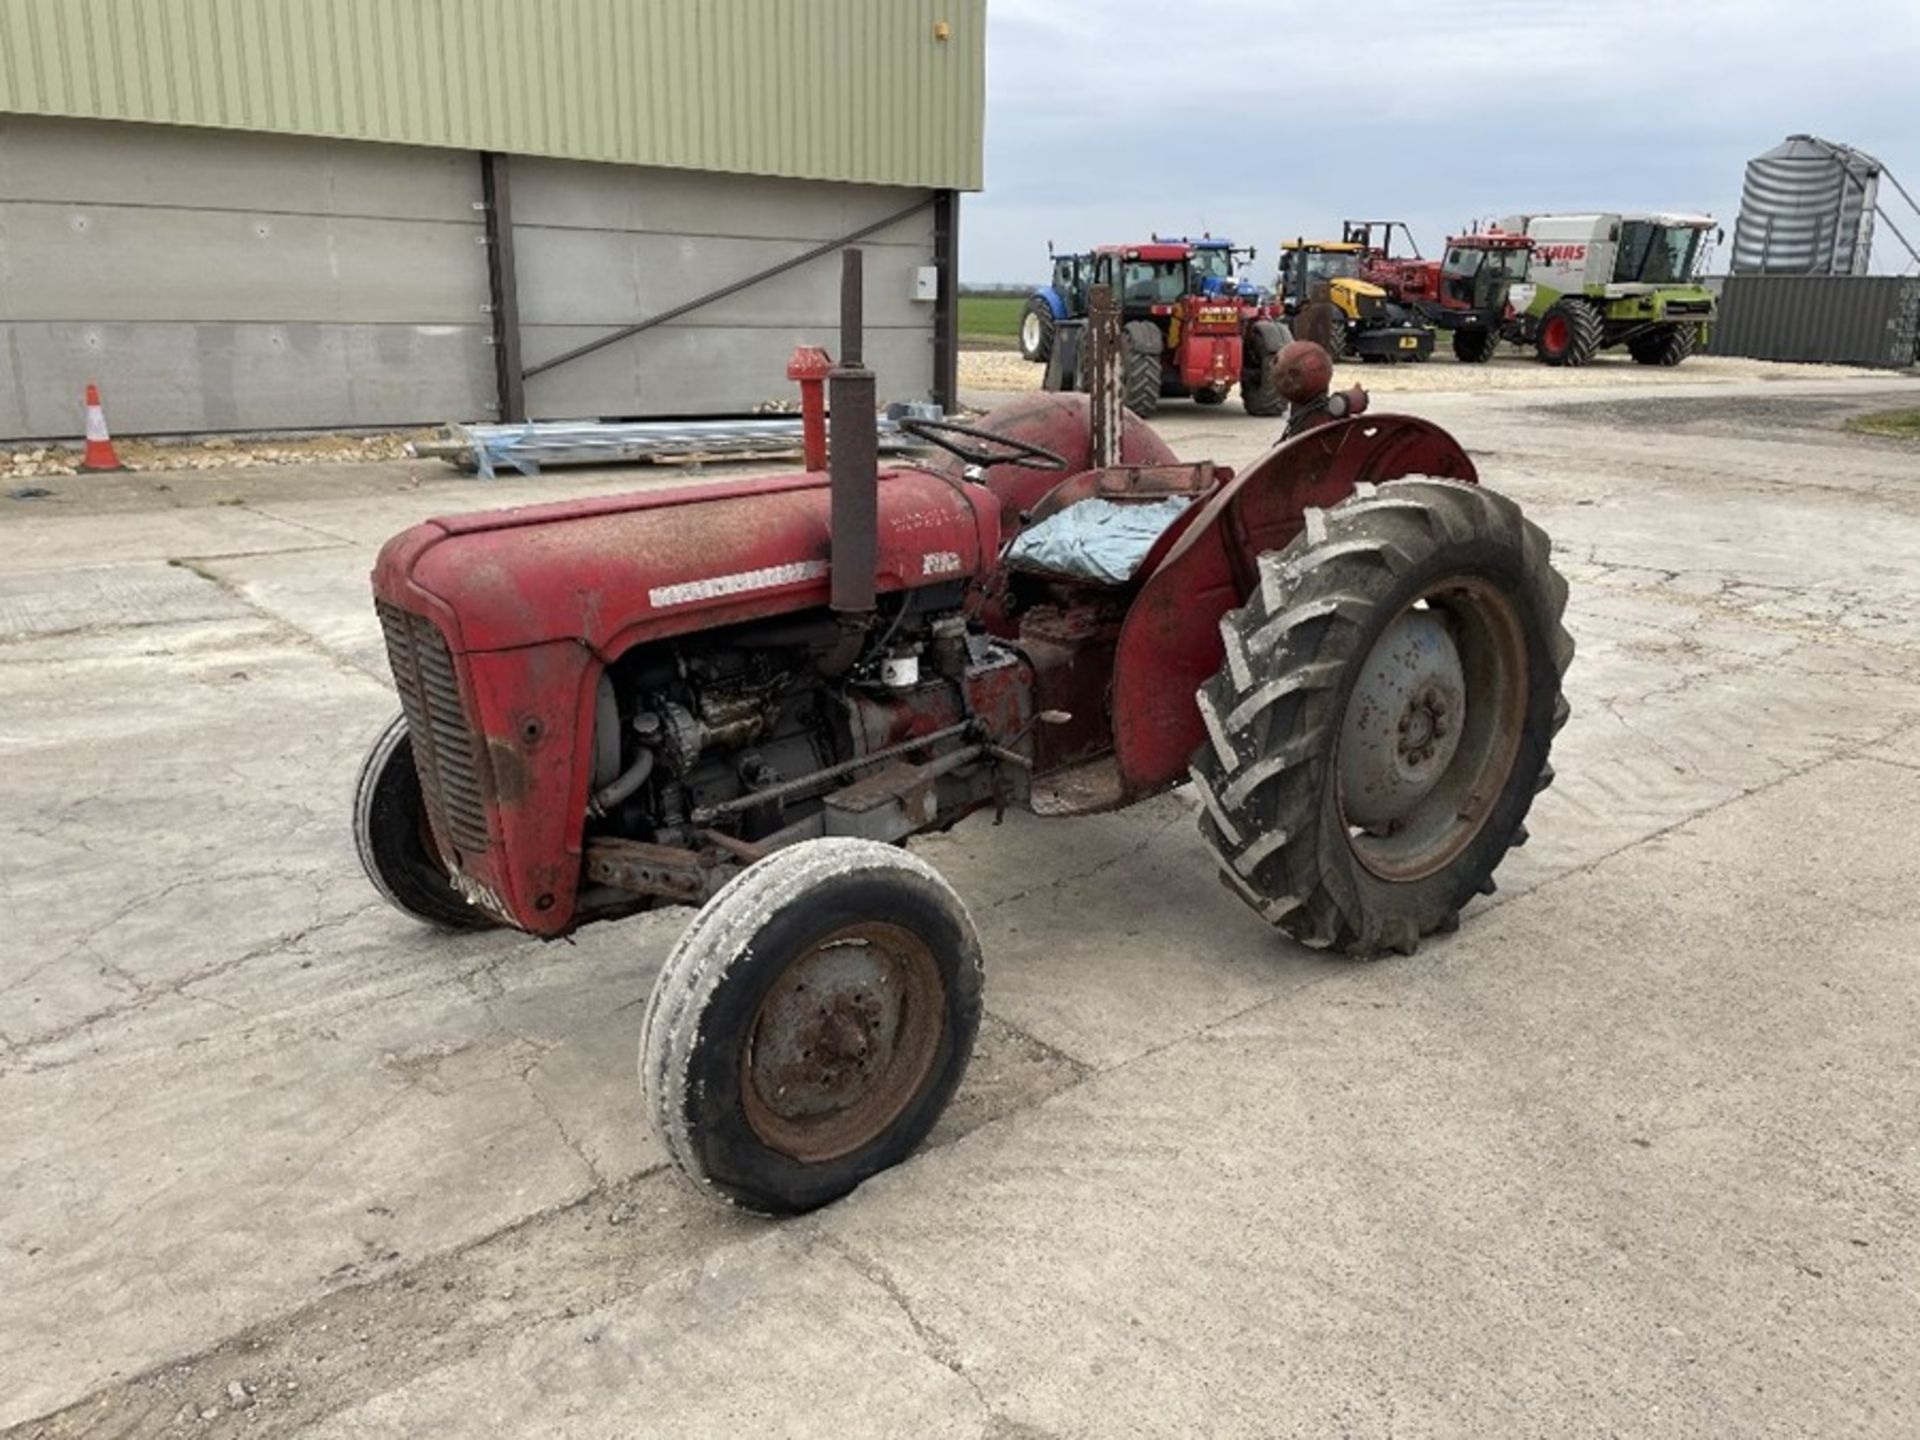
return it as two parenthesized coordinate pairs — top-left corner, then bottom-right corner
(640, 838), (982, 1213)
(1241, 320), (1292, 418)
(1189, 479), (1572, 957)
(1535, 299), (1602, 366)
(1020, 298), (1056, 363)
(1452, 328), (1499, 363)
(353, 714), (497, 931)
(1628, 325), (1695, 366)
(1123, 320), (1164, 418)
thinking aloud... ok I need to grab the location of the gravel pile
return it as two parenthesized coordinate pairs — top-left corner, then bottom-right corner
(3, 430), (430, 482)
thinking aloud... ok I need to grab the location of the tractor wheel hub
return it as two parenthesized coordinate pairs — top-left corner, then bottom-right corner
(1340, 610), (1466, 828)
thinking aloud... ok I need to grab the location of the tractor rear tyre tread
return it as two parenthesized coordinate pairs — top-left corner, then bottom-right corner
(640, 838), (982, 1214)
(353, 714), (497, 931)
(1241, 320), (1293, 418)
(1452, 328), (1499, 363)
(1020, 297), (1056, 364)
(1629, 325), (1695, 367)
(1189, 479), (1573, 958)
(1123, 320), (1164, 418)
(1536, 298), (1602, 366)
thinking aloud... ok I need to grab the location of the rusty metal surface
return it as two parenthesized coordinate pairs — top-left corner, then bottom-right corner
(1087, 284), (1124, 470)
(584, 837), (729, 905)
(1339, 610), (1465, 829)
(829, 250), (880, 622)
(1342, 577), (1527, 883)
(738, 921), (945, 1164)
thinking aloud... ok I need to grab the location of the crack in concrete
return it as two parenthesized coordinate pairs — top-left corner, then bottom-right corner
(813, 1231), (992, 1417)
(1, 886), (381, 1073)
(166, 557), (390, 688)
(978, 805), (1185, 916)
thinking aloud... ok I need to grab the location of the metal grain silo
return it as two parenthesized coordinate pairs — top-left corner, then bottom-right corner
(1731, 135), (1881, 275)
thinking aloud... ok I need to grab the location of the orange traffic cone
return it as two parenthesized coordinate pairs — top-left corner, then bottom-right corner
(81, 382), (124, 471)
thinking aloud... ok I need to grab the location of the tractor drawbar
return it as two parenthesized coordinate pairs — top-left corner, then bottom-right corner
(824, 248), (879, 675)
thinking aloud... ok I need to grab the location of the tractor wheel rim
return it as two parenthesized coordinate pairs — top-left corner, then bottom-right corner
(1337, 578), (1528, 882)
(1542, 314), (1568, 352)
(1021, 313), (1041, 350)
(740, 921), (945, 1164)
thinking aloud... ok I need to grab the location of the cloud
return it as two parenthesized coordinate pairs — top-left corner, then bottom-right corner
(962, 0), (1920, 281)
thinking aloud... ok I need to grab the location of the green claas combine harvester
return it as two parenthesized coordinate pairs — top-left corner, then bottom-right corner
(1497, 212), (1720, 366)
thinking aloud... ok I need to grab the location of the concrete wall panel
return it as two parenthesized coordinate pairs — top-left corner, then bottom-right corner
(509, 162), (938, 415)
(513, 227), (934, 330)
(521, 325), (932, 421)
(1, 321), (493, 438)
(508, 159), (929, 242)
(0, 117), (481, 222)
(0, 204), (485, 325)
(0, 117), (940, 435)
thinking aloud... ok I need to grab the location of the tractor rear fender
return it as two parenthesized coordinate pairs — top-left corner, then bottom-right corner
(371, 465), (1002, 934)
(1108, 414), (1477, 796)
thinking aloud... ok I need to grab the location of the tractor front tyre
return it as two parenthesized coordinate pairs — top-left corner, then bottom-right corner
(1123, 320), (1164, 418)
(1189, 478), (1573, 957)
(640, 838), (983, 1214)
(1535, 299), (1602, 366)
(1241, 320), (1293, 418)
(1020, 298), (1056, 364)
(1452, 328), (1499, 363)
(353, 714), (498, 931)
(1628, 325), (1695, 367)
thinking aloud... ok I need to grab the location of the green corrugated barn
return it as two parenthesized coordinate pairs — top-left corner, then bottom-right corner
(0, 0), (985, 437)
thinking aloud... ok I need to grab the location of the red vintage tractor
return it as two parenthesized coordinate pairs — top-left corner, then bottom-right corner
(1354, 222), (1536, 363)
(355, 254), (1573, 1215)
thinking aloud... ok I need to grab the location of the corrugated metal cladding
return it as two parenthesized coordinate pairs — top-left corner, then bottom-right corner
(0, 0), (985, 189)
(1712, 276), (1920, 368)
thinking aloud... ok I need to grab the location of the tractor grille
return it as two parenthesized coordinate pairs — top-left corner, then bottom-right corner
(377, 601), (492, 856)
(1666, 300), (1712, 317)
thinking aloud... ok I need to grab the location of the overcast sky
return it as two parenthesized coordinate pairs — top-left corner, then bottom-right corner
(960, 0), (1920, 283)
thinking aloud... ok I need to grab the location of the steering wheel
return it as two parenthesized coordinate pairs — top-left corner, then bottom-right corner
(900, 418), (1068, 473)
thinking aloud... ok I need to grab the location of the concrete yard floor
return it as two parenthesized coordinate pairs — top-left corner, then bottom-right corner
(4, 369), (1919, 1436)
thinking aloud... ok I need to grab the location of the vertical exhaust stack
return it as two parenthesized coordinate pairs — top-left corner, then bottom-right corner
(825, 249), (879, 670)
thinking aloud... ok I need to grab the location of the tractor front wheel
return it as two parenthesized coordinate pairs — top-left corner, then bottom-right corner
(1452, 328), (1499, 363)
(1628, 325), (1695, 366)
(1535, 299), (1602, 366)
(1189, 479), (1573, 957)
(1020, 298), (1056, 364)
(640, 838), (982, 1214)
(1123, 320), (1164, 418)
(353, 714), (498, 931)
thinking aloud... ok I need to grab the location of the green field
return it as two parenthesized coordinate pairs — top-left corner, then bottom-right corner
(960, 294), (1026, 347)
(1844, 408), (1920, 440)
